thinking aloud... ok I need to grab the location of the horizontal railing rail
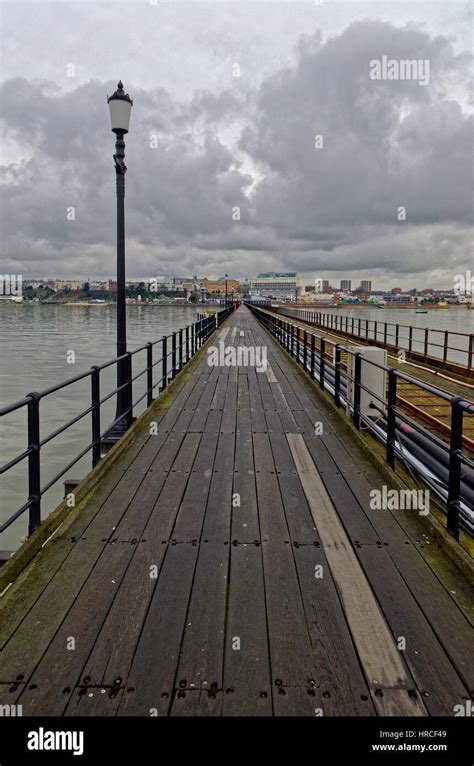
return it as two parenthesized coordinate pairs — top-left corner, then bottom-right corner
(246, 303), (474, 542)
(0, 304), (238, 539)
(275, 305), (474, 374)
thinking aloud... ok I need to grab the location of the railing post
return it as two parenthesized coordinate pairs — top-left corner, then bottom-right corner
(186, 325), (190, 363)
(334, 345), (341, 407)
(353, 353), (361, 430)
(319, 338), (326, 390)
(27, 392), (41, 535)
(408, 326), (413, 353)
(311, 334), (316, 379)
(303, 330), (308, 371)
(161, 335), (168, 390)
(191, 323), (195, 357)
(146, 343), (153, 406)
(386, 369), (397, 468)
(447, 397), (463, 540)
(172, 332), (177, 378)
(125, 351), (133, 427)
(91, 367), (101, 467)
(384, 322), (387, 346)
(178, 328), (184, 371)
(468, 335), (474, 372)
(424, 328), (429, 360)
(395, 324), (399, 350)
(443, 330), (449, 363)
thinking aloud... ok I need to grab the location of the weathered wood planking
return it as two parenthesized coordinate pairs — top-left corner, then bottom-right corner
(222, 545), (272, 715)
(0, 306), (471, 718)
(287, 433), (425, 716)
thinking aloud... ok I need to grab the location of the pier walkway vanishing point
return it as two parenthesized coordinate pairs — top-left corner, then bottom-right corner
(0, 306), (472, 717)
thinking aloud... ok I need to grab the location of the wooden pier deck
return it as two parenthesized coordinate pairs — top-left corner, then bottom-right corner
(0, 306), (472, 717)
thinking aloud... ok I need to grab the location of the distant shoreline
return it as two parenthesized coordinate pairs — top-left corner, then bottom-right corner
(0, 301), (227, 308)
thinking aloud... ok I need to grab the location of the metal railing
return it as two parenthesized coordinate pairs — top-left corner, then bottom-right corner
(0, 306), (236, 539)
(277, 306), (474, 375)
(247, 303), (474, 541)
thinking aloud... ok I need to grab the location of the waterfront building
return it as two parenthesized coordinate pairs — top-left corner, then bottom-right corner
(250, 272), (298, 300)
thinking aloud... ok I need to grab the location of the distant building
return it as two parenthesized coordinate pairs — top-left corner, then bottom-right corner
(202, 277), (240, 294)
(360, 280), (372, 292)
(250, 272), (298, 300)
(391, 287), (402, 294)
(52, 279), (84, 291)
(340, 279), (352, 291)
(382, 294), (413, 303)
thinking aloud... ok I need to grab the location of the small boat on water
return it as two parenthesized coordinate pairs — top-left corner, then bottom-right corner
(416, 310), (428, 313)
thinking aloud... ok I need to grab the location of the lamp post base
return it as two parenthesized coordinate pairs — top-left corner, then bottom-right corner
(101, 416), (135, 456)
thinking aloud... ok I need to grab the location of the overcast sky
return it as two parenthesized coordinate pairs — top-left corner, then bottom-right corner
(0, 0), (472, 289)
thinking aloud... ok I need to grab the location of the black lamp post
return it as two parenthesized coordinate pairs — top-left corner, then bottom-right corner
(107, 81), (133, 436)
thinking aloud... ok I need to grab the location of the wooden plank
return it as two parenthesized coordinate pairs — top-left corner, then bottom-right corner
(237, 373), (250, 411)
(15, 433), (203, 713)
(78, 436), (205, 689)
(381, 537), (474, 692)
(0, 538), (107, 685)
(200, 432), (235, 543)
(16, 542), (140, 715)
(111, 431), (193, 542)
(292, 420), (381, 545)
(356, 545), (469, 715)
(264, 409), (283, 434)
(188, 366), (220, 432)
(223, 545), (272, 715)
(220, 403), (237, 434)
(293, 545), (375, 715)
(255, 368), (276, 412)
(268, 381), (300, 433)
(265, 364), (278, 383)
(0, 428), (199, 685)
(65, 685), (124, 717)
(210, 373), (229, 411)
(232, 428), (259, 543)
(247, 367), (267, 433)
(0, 681), (24, 706)
(171, 420), (220, 544)
(171, 688), (223, 716)
(81, 540), (168, 690)
(287, 433), (425, 716)
(253, 433), (290, 542)
(261, 541), (320, 715)
(118, 543), (199, 716)
(170, 541), (229, 704)
(268, 431), (319, 544)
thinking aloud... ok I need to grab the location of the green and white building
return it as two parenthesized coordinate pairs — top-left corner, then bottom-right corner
(250, 272), (298, 300)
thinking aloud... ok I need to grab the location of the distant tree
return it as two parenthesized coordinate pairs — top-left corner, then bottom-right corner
(83, 282), (90, 294)
(189, 294), (198, 303)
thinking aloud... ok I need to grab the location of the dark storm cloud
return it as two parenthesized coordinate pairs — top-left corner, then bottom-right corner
(242, 20), (472, 234)
(0, 16), (472, 287)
